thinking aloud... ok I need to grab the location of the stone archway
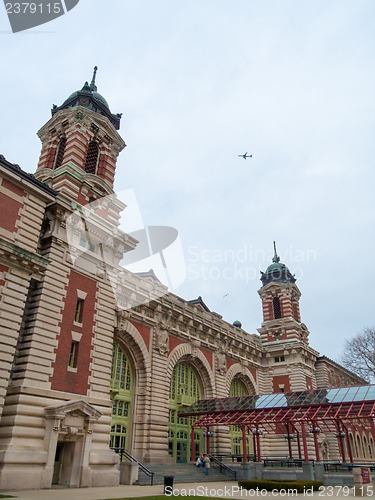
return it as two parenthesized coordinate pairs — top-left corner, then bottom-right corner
(167, 343), (215, 462)
(225, 364), (258, 458)
(225, 363), (258, 395)
(167, 343), (215, 398)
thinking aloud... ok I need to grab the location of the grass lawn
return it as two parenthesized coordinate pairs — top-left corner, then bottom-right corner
(104, 496), (226, 500)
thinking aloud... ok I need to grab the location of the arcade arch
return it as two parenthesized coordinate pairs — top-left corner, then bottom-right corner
(167, 345), (214, 462)
(228, 371), (257, 457)
(110, 321), (150, 456)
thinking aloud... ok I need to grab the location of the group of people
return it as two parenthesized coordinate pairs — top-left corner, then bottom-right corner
(195, 453), (211, 475)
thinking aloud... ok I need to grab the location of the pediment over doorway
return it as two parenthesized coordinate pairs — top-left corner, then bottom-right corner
(45, 399), (102, 420)
(45, 400), (102, 436)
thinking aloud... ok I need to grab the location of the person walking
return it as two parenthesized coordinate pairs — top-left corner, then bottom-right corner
(203, 453), (210, 476)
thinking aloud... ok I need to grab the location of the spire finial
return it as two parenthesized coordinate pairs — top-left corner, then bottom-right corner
(90, 66), (98, 91)
(272, 241), (280, 263)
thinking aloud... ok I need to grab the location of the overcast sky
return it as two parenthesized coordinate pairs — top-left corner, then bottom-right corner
(1, 0), (374, 361)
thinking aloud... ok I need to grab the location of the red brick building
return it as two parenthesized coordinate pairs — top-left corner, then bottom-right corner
(0, 69), (367, 490)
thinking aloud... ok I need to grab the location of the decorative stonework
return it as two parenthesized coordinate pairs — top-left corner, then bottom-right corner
(191, 339), (201, 357)
(216, 347), (227, 375)
(45, 400), (102, 435)
(116, 307), (132, 330)
(155, 309), (173, 355)
(155, 327), (169, 355)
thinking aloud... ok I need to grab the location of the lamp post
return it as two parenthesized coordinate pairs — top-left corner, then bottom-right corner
(252, 428), (263, 462)
(202, 427), (214, 454)
(335, 430), (347, 463)
(283, 433), (295, 459)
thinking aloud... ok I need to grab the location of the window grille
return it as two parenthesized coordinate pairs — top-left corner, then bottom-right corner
(54, 137), (66, 169)
(84, 141), (99, 174)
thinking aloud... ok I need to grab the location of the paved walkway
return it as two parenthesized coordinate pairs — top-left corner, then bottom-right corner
(1, 482), (363, 500)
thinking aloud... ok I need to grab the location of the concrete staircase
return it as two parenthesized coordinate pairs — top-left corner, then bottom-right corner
(136, 462), (238, 486)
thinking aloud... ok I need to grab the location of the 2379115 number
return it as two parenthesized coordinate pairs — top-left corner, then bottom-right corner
(5, 3), (62, 14)
(318, 485), (373, 496)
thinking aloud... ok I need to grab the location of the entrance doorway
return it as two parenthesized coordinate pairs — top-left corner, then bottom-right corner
(52, 441), (82, 487)
(52, 443), (63, 484)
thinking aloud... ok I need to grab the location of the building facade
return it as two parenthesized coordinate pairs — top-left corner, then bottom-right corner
(0, 70), (367, 490)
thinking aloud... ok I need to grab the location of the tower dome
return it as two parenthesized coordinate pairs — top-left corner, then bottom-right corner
(51, 66), (122, 130)
(260, 242), (296, 286)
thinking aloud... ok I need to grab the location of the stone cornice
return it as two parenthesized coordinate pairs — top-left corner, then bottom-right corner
(120, 283), (263, 367)
(0, 155), (57, 200)
(0, 238), (49, 273)
(37, 106), (125, 152)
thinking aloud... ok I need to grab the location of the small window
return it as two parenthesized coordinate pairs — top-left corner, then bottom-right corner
(74, 298), (84, 323)
(79, 236), (95, 252)
(274, 356), (285, 363)
(279, 387), (285, 393)
(69, 341), (79, 368)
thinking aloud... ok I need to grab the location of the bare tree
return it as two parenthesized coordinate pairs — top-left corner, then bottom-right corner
(340, 327), (375, 382)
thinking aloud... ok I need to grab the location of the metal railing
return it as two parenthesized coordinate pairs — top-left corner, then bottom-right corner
(209, 454), (237, 480)
(212, 453), (256, 463)
(111, 447), (155, 485)
(263, 458), (308, 468)
(323, 462), (375, 473)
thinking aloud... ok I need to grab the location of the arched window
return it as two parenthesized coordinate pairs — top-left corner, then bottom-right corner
(349, 433), (356, 458)
(363, 435), (368, 459)
(273, 297), (282, 319)
(369, 437), (374, 458)
(229, 378), (253, 458)
(110, 343), (133, 453)
(54, 137), (66, 169)
(229, 377), (247, 398)
(84, 141), (99, 174)
(356, 434), (363, 458)
(169, 363), (202, 463)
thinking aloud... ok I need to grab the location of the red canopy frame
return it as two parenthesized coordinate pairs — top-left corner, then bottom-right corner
(180, 386), (375, 463)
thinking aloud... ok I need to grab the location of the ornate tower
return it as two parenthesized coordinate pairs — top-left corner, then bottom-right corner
(258, 242), (307, 344)
(35, 67), (124, 215)
(258, 243), (318, 393)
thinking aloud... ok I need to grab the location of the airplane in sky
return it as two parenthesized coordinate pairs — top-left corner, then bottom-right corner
(238, 152), (252, 159)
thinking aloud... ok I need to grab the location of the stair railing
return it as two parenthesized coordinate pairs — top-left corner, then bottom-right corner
(209, 454), (237, 480)
(111, 447), (155, 485)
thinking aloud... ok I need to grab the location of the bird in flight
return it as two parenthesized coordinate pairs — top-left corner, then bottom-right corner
(238, 152), (252, 160)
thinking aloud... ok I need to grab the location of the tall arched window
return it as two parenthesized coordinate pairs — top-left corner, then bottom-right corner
(229, 378), (253, 458)
(110, 342), (133, 452)
(169, 362), (202, 463)
(54, 137), (66, 169)
(273, 297), (282, 319)
(84, 141), (99, 174)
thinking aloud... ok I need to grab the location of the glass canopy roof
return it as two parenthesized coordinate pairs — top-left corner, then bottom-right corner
(178, 385), (375, 417)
